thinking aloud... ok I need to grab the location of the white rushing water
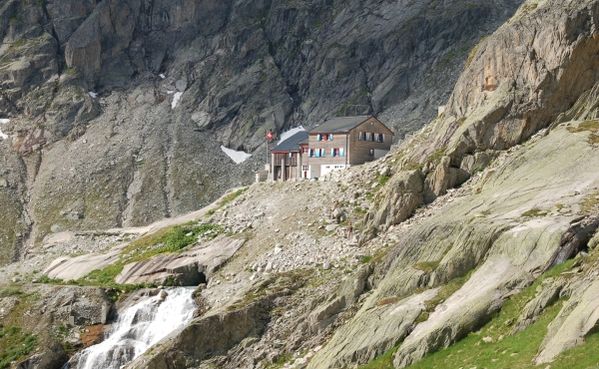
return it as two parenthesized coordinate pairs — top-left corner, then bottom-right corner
(75, 288), (196, 369)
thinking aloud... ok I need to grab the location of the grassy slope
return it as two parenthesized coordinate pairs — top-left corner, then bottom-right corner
(359, 259), (599, 369)
(0, 287), (38, 369)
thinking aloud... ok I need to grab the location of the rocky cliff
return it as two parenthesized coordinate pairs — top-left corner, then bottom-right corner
(0, 0), (522, 263)
(2, 0), (599, 369)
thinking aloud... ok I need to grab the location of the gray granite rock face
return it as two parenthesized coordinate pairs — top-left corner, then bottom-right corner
(0, 0), (523, 261)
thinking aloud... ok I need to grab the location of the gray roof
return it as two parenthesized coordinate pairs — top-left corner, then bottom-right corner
(310, 115), (371, 133)
(271, 131), (308, 152)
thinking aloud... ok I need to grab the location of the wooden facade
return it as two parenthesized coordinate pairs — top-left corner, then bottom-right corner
(307, 116), (394, 178)
(269, 116), (394, 181)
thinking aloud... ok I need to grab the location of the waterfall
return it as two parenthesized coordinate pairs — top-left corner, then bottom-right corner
(75, 287), (196, 369)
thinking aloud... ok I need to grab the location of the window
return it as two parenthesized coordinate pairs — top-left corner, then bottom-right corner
(329, 134), (334, 141)
(377, 133), (384, 143)
(331, 148), (335, 157)
(339, 148), (345, 157)
(309, 149), (314, 157)
(369, 148), (375, 156)
(317, 134), (322, 141)
(358, 132), (365, 141)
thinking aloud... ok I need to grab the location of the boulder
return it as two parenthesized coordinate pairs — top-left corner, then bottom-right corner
(306, 289), (439, 369)
(115, 237), (245, 285)
(44, 247), (123, 281)
(536, 278), (599, 363)
(424, 156), (470, 202)
(367, 170), (424, 233)
(513, 278), (565, 332)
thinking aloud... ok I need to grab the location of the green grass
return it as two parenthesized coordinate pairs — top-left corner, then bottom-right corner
(360, 255), (374, 264)
(354, 206), (368, 216)
(567, 120), (599, 133)
(0, 286), (23, 298)
(413, 261), (440, 273)
(415, 272), (471, 323)
(402, 161), (424, 171)
(267, 353), (293, 369)
(207, 188), (247, 216)
(567, 120), (599, 145)
(521, 208), (548, 218)
(549, 331), (599, 368)
(228, 269), (308, 312)
(36, 222), (224, 299)
(376, 175), (391, 188)
(359, 260), (579, 369)
(427, 148), (446, 166)
(407, 302), (563, 369)
(0, 326), (37, 369)
(581, 191), (599, 215)
(358, 345), (400, 369)
(123, 222), (224, 261)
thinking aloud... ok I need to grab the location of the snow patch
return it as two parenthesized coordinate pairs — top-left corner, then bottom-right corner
(220, 145), (252, 164)
(278, 126), (306, 144)
(171, 92), (183, 109)
(0, 119), (9, 140)
(88, 91), (98, 99)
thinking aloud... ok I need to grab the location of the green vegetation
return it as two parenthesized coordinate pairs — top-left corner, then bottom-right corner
(402, 161), (424, 171)
(464, 34), (490, 68)
(416, 272), (471, 323)
(8, 38), (27, 50)
(64, 66), (78, 76)
(521, 208), (548, 218)
(267, 353), (293, 369)
(581, 191), (599, 215)
(358, 344), (399, 369)
(354, 206), (367, 216)
(0, 286), (23, 298)
(568, 120), (599, 132)
(376, 296), (401, 307)
(123, 222), (224, 261)
(0, 326), (37, 369)
(567, 120), (599, 145)
(360, 255), (374, 264)
(413, 261), (440, 273)
(426, 148), (446, 166)
(359, 260), (578, 369)
(408, 302), (563, 369)
(36, 222), (224, 299)
(376, 174), (391, 187)
(84, 222), (222, 291)
(437, 44), (470, 69)
(228, 270), (307, 311)
(207, 188), (247, 216)
(54, 324), (77, 355)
